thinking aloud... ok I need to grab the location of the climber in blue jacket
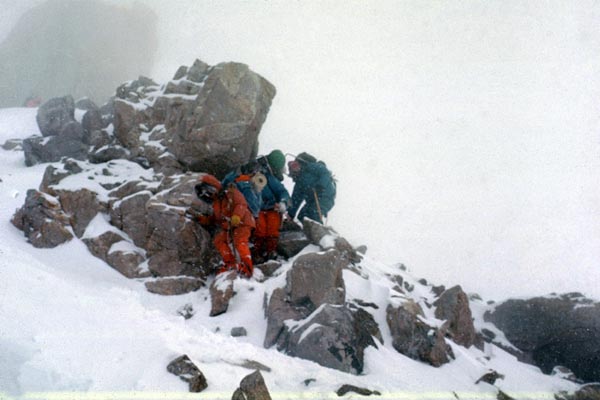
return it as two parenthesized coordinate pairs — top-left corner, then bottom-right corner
(287, 152), (336, 223)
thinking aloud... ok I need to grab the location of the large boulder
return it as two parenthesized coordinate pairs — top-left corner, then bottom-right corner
(386, 300), (453, 367)
(111, 60), (276, 177)
(485, 293), (600, 383)
(263, 250), (381, 374)
(167, 62), (276, 176)
(434, 285), (483, 349)
(11, 189), (73, 248)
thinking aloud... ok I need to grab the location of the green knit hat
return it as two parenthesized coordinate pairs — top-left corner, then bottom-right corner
(266, 149), (285, 171)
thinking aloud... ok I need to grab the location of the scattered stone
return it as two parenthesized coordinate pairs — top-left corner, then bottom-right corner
(145, 277), (204, 295)
(336, 384), (381, 397)
(166, 354), (208, 393)
(231, 327), (248, 337)
(177, 303), (195, 319)
(210, 271), (237, 316)
(2, 138), (22, 151)
(304, 379), (316, 386)
(231, 370), (272, 400)
(237, 360), (271, 373)
(475, 370), (504, 385)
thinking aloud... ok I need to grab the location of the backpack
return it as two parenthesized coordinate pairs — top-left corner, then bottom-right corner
(222, 172), (262, 217)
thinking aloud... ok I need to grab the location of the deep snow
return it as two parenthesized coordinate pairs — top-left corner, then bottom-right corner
(0, 108), (580, 398)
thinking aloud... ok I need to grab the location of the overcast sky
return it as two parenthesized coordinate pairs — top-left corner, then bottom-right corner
(2, 0), (600, 301)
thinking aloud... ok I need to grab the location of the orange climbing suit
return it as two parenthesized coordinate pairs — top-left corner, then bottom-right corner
(198, 183), (255, 277)
(254, 210), (282, 257)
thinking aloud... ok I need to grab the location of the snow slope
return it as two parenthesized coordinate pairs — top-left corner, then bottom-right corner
(0, 109), (579, 398)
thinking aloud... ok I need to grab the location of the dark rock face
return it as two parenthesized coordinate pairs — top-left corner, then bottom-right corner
(11, 189), (73, 248)
(0, 1), (157, 107)
(166, 355), (208, 393)
(386, 300), (453, 367)
(263, 250), (381, 374)
(231, 370), (272, 400)
(434, 285), (483, 349)
(485, 294), (600, 383)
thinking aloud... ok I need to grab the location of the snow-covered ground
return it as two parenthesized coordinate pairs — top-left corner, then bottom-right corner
(0, 108), (579, 398)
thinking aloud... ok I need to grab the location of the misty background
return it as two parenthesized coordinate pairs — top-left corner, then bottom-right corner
(1, 0), (599, 301)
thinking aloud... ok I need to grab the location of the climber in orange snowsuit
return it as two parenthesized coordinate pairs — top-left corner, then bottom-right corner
(194, 174), (255, 277)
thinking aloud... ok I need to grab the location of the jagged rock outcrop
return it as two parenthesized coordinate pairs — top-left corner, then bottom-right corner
(386, 300), (453, 367)
(484, 293), (600, 383)
(263, 249), (381, 374)
(12, 158), (216, 287)
(434, 285), (483, 349)
(11, 189), (73, 248)
(21, 58), (275, 181)
(166, 354), (208, 393)
(231, 370), (272, 400)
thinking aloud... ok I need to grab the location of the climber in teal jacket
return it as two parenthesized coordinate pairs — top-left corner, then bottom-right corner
(287, 152), (336, 223)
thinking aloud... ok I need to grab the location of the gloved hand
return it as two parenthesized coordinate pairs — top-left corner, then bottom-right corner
(276, 201), (287, 213)
(230, 215), (241, 227)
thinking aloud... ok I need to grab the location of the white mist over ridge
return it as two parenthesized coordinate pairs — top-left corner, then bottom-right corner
(2, 0), (600, 300)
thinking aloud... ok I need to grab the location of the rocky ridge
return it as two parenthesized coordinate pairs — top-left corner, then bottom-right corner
(5, 59), (599, 398)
